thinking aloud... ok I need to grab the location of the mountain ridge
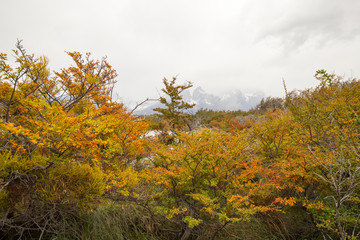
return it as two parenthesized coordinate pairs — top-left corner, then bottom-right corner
(132, 86), (265, 115)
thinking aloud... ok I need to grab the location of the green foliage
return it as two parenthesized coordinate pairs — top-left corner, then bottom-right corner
(183, 216), (202, 228)
(193, 109), (249, 130)
(255, 96), (285, 113)
(153, 77), (195, 131)
(35, 161), (105, 209)
(0, 150), (49, 177)
(0, 152), (106, 239)
(315, 69), (335, 86)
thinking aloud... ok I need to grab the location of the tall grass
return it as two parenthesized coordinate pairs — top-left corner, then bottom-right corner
(54, 200), (325, 240)
(56, 200), (160, 240)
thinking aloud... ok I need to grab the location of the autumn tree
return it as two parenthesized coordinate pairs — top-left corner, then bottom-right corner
(250, 71), (360, 239)
(285, 70), (360, 239)
(153, 77), (195, 132)
(0, 41), (148, 238)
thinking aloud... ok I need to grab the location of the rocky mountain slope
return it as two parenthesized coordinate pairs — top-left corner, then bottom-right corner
(132, 87), (265, 115)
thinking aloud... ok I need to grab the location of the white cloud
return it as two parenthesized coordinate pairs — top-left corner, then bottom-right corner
(1, 0), (360, 103)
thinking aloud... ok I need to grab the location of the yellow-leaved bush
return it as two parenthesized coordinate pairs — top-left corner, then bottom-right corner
(141, 129), (277, 237)
(0, 41), (148, 238)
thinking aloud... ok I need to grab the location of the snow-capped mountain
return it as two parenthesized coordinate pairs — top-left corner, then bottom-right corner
(131, 87), (265, 115)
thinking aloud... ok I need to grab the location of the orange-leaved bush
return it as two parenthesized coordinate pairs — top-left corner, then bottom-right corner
(0, 41), (148, 238)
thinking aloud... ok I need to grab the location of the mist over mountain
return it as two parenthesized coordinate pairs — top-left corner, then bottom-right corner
(132, 87), (265, 115)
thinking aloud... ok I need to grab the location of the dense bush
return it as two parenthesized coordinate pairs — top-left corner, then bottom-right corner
(1, 43), (359, 239)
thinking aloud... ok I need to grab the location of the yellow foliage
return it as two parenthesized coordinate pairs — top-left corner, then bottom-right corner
(35, 161), (105, 210)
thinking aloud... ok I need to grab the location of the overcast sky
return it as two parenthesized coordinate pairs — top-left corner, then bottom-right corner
(1, 0), (360, 103)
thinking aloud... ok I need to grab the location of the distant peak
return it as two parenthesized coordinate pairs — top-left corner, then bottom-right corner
(132, 86), (265, 114)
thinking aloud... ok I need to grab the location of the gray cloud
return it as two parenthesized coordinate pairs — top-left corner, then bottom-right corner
(250, 0), (360, 49)
(1, 0), (360, 104)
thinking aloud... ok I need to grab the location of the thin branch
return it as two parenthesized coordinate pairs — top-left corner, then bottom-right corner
(129, 98), (158, 114)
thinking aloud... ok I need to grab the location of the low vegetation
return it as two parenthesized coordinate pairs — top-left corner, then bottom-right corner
(1, 42), (359, 239)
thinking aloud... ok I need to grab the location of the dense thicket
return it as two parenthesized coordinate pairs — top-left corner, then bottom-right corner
(1, 43), (359, 239)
